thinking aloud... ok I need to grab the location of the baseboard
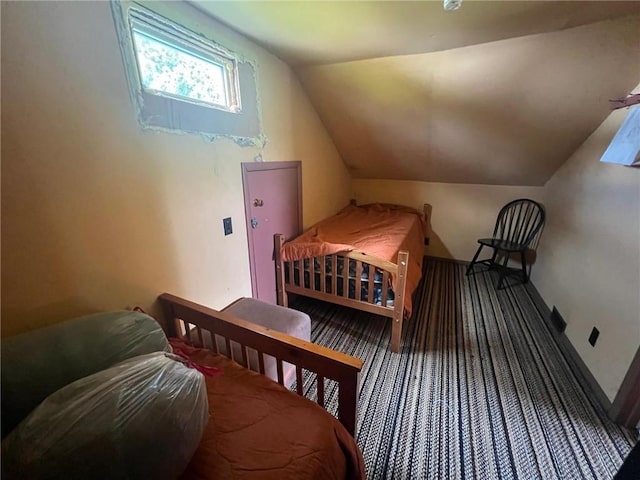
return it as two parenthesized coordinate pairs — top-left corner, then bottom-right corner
(524, 282), (612, 413)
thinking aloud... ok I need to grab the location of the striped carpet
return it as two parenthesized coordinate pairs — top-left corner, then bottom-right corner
(289, 258), (638, 479)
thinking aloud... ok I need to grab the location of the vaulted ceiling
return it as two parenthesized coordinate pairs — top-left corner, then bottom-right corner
(194, 1), (640, 186)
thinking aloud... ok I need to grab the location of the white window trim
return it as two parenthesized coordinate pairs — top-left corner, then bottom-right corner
(127, 7), (242, 114)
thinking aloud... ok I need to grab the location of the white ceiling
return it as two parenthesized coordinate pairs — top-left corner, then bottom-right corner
(193, 1), (640, 185)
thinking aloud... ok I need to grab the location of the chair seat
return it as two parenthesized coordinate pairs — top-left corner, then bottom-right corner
(478, 238), (527, 253)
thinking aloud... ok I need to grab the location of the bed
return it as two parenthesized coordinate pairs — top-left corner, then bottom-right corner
(159, 293), (366, 480)
(274, 203), (430, 353)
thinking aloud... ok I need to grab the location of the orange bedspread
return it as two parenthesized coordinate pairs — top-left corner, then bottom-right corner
(175, 341), (366, 480)
(281, 203), (425, 316)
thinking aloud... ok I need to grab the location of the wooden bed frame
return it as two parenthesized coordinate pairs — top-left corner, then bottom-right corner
(159, 293), (363, 436)
(274, 203), (431, 354)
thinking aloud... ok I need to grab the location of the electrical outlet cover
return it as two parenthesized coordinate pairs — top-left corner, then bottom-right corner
(223, 217), (232, 236)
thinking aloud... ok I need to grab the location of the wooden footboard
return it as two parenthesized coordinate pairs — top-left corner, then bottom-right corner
(274, 235), (408, 353)
(158, 293), (363, 436)
(274, 203), (431, 354)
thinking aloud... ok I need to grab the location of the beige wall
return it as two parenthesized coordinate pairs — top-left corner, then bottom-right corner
(353, 180), (543, 260)
(531, 99), (640, 402)
(1, 1), (351, 336)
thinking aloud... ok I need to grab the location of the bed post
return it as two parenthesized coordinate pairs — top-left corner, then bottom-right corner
(391, 251), (409, 353)
(274, 233), (288, 307)
(159, 296), (179, 338)
(423, 203), (432, 238)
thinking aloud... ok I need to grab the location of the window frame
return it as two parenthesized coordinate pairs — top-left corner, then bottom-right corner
(127, 6), (242, 114)
(111, 0), (266, 147)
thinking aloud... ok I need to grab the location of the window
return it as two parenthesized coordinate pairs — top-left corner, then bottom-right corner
(112, 2), (264, 146)
(129, 9), (240, 113)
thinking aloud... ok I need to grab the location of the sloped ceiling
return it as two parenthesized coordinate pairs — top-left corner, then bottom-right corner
(195, 1), (640, 186)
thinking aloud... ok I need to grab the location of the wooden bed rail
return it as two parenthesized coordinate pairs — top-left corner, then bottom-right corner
(158, 293), (363, 435)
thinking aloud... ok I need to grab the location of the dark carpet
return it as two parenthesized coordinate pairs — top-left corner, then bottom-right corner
(290, 258), (638, 479)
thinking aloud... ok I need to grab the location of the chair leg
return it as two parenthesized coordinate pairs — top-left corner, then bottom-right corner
(496, 251), (509, 289)
(489, 248), (499, 268)
(466, 244), (484, 276)
(520, 250), (528, 283)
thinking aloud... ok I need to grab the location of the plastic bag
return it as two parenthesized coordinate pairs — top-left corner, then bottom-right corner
(1, 310), (171, 437)
(2, 351), (209, 480)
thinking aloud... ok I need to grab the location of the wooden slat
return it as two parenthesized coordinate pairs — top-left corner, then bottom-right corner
(342, 259), (349, 298)
(331, 255), (338, 295)
(277, 359), (284, 385)
(355, 261), (362, 301)
(338, 371), (359, 436)
(196, 327), (204, 347)
(317, 375), (325, 408)
(288, 260), (294, 288)
(211, 333), (219, 354)
(346, 250), (397, 273)
(382, 271), (389, 306)
(319, 256), (326, 292)
(241, 343), (249, 367)
(296, 366), (304, 395)
(310, 258), (315, 290)
(258, 351), (266, 374)
(368, 264), (375, 304)
(225, 337), (232, 361)
(182, 320), (190, 341)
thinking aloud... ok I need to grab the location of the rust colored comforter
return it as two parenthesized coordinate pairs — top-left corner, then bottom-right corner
(174, 341), (366, 480)
(281, 203), (425, 316)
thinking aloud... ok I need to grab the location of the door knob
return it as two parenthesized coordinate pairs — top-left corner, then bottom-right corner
(253, 199), (264, 207)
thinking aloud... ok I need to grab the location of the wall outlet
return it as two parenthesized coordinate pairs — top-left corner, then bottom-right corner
(223, 217), (232, 236)
(588, 327), (599, 347)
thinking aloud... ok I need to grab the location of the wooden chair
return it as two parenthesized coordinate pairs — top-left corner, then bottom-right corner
(466, 199), (545, 289)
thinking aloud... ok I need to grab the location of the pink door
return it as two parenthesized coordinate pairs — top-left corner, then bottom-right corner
(242, 162), (302, 304)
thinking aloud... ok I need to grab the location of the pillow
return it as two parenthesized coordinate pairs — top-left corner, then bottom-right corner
(1, 352), (209, 480)
(1, 310), (170, 437)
